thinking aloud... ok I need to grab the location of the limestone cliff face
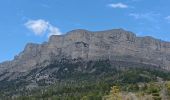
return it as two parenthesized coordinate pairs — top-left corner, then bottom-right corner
(1, 29), (170, 73)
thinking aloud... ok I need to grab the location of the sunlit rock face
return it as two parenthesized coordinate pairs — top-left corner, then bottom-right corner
(1, 28), (170, 74)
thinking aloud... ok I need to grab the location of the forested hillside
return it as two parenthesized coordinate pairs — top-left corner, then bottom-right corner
(1, 60), (170, 100)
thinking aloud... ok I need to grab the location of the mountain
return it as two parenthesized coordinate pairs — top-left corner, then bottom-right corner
(1, 29), (170, 72)
(0, 28), (170, 79)
(1, 28), (170, 99)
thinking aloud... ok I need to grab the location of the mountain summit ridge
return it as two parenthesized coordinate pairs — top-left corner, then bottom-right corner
(1, 28), (170, 74)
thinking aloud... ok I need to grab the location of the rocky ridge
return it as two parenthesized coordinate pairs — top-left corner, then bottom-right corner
(0, 28), (170, 74)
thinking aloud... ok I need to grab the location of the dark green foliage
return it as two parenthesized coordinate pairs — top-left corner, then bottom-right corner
(11, 81), (111, 100)
(1, 59), (170, 99)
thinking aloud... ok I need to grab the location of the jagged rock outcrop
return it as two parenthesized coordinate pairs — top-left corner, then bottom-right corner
(0, 28), (170, 74)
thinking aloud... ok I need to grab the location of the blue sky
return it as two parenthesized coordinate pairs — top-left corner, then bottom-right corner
(1, 0), (170, 62)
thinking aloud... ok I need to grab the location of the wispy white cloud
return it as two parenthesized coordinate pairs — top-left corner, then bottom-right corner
(165, 16), (170, 23)
(48, 25), (62, 37)
(25, 19), (49, 35)
(25, 19), (62, 37)
(108, 3), (128, 9)
(129, 12), (160, 22)
(41, 4), (50, 8)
